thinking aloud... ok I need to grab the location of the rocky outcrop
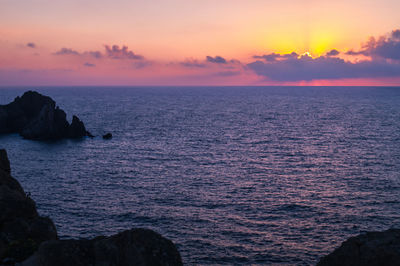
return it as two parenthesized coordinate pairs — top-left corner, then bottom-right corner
(318, 229), (400, 266)
(0, 150), (10, 174)
(103, 133), (113, 140)
(68, 116), (92, 139)
(21, 229), (182, 266)
(0, 149), (57, 264)
(0, 91), (92, 140)
(0, 149), (182, 266)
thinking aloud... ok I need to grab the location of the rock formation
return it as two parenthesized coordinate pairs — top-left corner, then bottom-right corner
(318, 229), (400, 266)
(0, 91), (92, 140)
(0, 149), (57, 264)
(103, 133), (113, 140)
(21, 229), (182, 266)
(0, 149), (182, 265)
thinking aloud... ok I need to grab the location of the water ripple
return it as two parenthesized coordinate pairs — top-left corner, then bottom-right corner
(1, 86), (400, 264)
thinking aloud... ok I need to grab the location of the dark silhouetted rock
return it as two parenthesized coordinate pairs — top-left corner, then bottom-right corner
(0, 149), (10, 174)
(103, 133), (112, 140)
(21, 229), (183, 266)
(20, 105), (69, 140)
(318, 229), (400, 266)
(0, 91), (92, 140)
(0, 149), (57, 264)
(0, 149), (183, 265)
(68, 115), (90, 139)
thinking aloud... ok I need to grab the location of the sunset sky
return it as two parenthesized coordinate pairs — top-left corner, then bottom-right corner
(1, 0), (400, 86)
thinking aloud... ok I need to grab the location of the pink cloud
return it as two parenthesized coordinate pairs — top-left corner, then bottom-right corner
(104, 45), (143, 60)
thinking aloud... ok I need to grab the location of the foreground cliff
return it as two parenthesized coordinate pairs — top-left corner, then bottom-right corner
(0, 91), (92, 140)
(0, 149), (57, 264)
(318, 229), (400, 266)
(0, 149), (182, 266)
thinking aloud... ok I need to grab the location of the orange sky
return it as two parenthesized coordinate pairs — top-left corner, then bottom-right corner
(1, 0), (400, 85)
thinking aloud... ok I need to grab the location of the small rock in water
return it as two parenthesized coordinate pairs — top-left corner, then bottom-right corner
(102, 133), (112, 139)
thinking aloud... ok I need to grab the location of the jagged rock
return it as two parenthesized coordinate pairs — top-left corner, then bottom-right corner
(0, 91), (92, 140)
(318, 229), (400, 266)
(103, 133), (112, 140)
(68, 115), (88, 139)
(0, 92), (54, 134)
(0, 149), (10, 174)
(0, 149), (57, 263)
(0, 149), (183, 265)
(20, 105), (69, 140)
(21, 229), (183, 266)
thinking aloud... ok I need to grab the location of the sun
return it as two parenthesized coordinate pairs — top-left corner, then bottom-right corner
(309, 31), (335, 56)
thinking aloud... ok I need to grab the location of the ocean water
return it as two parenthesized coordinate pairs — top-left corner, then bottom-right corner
(1, 86), (400, 265)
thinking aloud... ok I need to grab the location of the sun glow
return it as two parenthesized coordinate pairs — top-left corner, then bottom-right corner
(309, 31), (336, 56)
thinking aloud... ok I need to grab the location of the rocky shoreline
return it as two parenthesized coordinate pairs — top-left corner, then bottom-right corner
(0, 149), (182, 265)
(317, 229), (400, 266)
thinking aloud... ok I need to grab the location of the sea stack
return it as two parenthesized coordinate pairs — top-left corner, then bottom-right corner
(0, 91), (92, 140)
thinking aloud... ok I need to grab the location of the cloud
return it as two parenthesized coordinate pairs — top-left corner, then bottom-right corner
(180, 57), (240, 67)
(345, 50), (368, 56)
(253, 52), (298, 62)
(247, 53), (400, 82)
(215, 71), (241, 77)
(229, 59), (242, 64)
(346, 29), (400, 60)
(54, 48), (101, 58)
(84, 51), (102, 59)
(248, 28), (400, 81)
(83, 62), (95, 67)
(367, 36), (400, 60)
(253, 53), (279, 61)
(54, 48), (80, 56)
(326, 49), (340, 56)
(53, 45), (142, 60)
(105, 45), (144, 60)
(133, 61), (152, 69)
(26, 42), (36, 48)
(180, 59), (206, 68)
(392, 30), (400, 40)
(206, 55), (227, 64)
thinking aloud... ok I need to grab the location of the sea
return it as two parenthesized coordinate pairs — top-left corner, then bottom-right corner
(1, 86), (400, 265)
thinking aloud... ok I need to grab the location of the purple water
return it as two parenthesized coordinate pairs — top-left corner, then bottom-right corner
(1, 86), (400, 265)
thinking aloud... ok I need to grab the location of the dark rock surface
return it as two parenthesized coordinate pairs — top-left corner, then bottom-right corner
(0, 149), (57, 264)
(103, 133), (113, 140)
(318, 229), (400, 266)
(0, 150), (10, 174)
(0, 91), (92, 140)
(0, 149), (182, 266)
(68, 115), (88, 139)
(21, 229), (182, 266)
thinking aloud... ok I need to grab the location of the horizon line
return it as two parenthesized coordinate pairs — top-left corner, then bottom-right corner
(1, 85), (400, 89)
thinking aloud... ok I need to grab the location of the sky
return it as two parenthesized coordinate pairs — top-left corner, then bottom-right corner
(1, 0), (400, 86)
